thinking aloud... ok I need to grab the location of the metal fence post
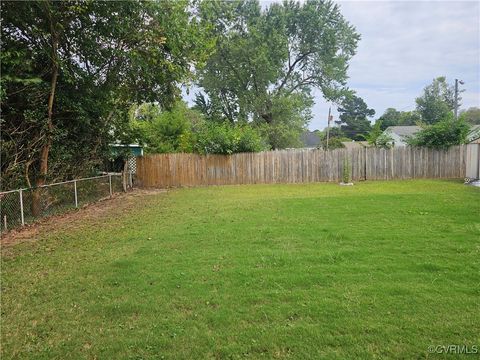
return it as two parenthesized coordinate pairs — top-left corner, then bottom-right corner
(74, 180), (78, 208)
(121, 171), (126, 192)
(19, 189), (25, 226)
(109, 174), (112, 197)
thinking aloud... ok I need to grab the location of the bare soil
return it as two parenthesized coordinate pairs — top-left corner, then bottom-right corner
(0, 188), (166, 248)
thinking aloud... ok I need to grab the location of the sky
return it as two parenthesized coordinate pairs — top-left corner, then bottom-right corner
(183, 0), (480, 131)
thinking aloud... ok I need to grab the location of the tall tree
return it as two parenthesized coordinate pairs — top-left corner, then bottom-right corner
(335, 95), (375, 140)
(1, 0), (211, 193)
(459, 107), (480, 125)
(415, 77), (456, 124)
(196, 0), (359, 148)
(376, 108), (421, 130)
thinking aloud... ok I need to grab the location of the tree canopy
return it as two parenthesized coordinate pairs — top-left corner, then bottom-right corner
(195, 0), (359, 148)
(376, 108), (421, 130)
(459, 107), (480, 125)
(335, 95), (375, 140)
(1, 0), (211, 190)
(415, 77), (456, 124)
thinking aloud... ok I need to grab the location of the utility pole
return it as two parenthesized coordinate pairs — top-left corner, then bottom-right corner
(326, 106), (331, 150)
(454, 78), (464, 120)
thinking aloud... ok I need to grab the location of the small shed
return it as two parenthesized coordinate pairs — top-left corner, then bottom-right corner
(109, 144), (144, 173)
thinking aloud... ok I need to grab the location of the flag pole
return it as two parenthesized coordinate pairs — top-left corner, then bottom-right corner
(326, 106), (332, 150)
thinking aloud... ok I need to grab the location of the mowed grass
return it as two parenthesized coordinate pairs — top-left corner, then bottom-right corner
(1, 180), (479, 359)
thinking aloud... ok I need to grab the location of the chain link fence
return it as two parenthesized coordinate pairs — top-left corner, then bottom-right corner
(0, 173), (131, 233)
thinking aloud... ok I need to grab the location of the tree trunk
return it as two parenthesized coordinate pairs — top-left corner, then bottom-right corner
(32, 25), (59, 216)
(261, 113), (273, 124)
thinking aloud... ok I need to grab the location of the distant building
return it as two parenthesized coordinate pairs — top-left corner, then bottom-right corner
(383, 124), (480, 146)
(383, 126), (422, 147)
(467, 125), (480, 144)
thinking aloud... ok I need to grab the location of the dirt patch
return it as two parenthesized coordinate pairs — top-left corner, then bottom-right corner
(0, 188), (167, 248)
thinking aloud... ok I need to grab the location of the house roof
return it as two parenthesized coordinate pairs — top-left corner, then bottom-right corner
(384, 126), (422, 137)
(384, 124), (480, 143)
(467, 125), (480, 142)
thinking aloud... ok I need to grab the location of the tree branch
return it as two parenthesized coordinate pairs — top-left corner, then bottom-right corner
(275, 52), (311, 94)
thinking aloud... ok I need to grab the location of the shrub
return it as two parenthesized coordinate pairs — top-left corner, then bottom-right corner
(375, 133), (394, 149)
(130, 102), (201, 154)
(321, 137), (349, 150)
(362, 120), (394, 149)
(193, 122), (267, 155)
(235, 126), (268, 153)
(406, 115), (470, 149)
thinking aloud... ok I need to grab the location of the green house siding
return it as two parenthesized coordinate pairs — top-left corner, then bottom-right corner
(110, 145), (143, 157)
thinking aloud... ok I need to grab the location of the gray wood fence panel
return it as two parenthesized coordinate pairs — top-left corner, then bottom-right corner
(136, 145), (470, 188)
(466, 143), (480, 179)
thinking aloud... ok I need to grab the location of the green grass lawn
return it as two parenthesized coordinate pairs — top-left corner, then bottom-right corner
(1, 180), (479, 359)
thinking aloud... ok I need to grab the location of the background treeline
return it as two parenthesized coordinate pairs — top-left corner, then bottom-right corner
(1, 0), (479, 191)
(1, 0), (358, 190)
(316, 76), (479, 150)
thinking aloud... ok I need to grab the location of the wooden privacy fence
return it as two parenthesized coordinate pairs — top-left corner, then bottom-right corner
(136, 145), (471, 188)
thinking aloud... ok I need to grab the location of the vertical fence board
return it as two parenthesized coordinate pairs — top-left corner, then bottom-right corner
(135, 145), (471, 188)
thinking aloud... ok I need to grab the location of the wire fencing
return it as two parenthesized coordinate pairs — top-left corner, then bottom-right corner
(0, 173), (131, 233)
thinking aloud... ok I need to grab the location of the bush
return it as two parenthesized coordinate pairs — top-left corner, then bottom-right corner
(406, 115), (470, 150)
(128, 102), (268, 155)
(362, 120), (394, 149)
(320, 137), (350, 150)
(375, 133), (394, 149)
(130, 102), (201, 154)
(193, 122), (267, 155)
(235, 126), (268, 153)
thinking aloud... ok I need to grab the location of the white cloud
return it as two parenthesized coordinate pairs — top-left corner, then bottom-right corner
(308, 0), (480, 130)
(184, 0), (480, 130)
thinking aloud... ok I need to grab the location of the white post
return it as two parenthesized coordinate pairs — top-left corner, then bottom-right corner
(129, 171), (133, 188)
(109, 174), (112, 197)
(19, 189), (25, 226)
(74, 180), (78, 208)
